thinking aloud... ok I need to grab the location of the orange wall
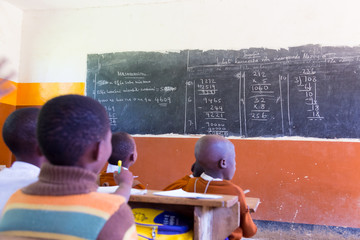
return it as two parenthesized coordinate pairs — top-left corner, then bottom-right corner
(0, 81), (85, 166)
(0, 102), (16, 166)
(131, 137), (360, 228)
(0, 79), (16, 166)
(1, 81), (359, 229)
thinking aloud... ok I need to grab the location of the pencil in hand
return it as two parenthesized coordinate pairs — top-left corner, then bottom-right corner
(118, 160), (122, 174)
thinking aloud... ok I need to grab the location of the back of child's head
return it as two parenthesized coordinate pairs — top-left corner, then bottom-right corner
(2, 107), (40, 158)
(108, 132), (136, 166)
(37, 94), (110, 166)
(195, 135), (236, 180)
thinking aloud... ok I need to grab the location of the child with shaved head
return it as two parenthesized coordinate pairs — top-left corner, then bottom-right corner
(183, 135), (257, 240)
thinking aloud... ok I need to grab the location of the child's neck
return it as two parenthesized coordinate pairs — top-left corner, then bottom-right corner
(15, 156), (43, 168)
(109, 161), (130, 168)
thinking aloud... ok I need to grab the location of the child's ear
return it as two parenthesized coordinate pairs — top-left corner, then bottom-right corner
(218, 159), (227, 169)
(91, 142), (101, 161)
(36, 145), (43, 156)
(129, 153), (135, 162)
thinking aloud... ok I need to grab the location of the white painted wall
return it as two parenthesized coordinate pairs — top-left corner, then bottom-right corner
(18, 0), (360, 83)
(0, 0), (22, 82)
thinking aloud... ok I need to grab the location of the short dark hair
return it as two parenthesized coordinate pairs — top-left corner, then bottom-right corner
(2, 107), (40, 157)
(37, 94), (110, 166)
(108, 132), (134, 165)
(191, 161), (204, 177)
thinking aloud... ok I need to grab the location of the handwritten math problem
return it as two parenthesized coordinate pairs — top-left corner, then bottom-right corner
(87, 45), (360, 138)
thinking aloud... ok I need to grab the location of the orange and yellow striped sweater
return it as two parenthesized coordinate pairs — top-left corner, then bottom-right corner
(0, 163), (137, 240)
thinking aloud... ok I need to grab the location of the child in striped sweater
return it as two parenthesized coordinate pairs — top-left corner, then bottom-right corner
(0, 94), (138, 240)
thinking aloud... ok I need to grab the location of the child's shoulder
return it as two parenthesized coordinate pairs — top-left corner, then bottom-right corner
(213, 179), (244, 195)
(163, 175), (192, 191)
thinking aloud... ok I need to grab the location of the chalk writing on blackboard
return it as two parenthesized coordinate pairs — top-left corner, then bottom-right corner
(86, 45), (360, 138)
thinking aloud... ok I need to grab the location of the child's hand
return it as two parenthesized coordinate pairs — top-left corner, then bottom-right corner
(113, 169), (133, 201)
(113, 168), (133, 186)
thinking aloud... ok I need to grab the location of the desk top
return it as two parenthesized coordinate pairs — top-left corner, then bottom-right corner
(129, 190), (260, 212)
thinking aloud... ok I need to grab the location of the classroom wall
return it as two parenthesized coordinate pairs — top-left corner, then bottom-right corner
(0, 0), (22, 166)
(131, 137), (360, 228)
(0, 0), (22, 82)
(1, 0), (360, 228)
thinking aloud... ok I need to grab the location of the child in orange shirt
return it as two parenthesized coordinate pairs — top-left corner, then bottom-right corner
(183, 135), (257, 240)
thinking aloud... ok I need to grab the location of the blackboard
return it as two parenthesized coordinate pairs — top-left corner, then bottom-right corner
(86, 45), (360, 138)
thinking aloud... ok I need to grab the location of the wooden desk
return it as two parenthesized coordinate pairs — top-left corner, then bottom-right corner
(129, 190), (260, 240)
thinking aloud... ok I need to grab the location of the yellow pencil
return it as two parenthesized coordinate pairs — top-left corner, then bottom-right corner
(118, 160), (122, 174)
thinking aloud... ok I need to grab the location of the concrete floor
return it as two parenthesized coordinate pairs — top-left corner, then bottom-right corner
(245, 230), (360, 240)
(244, 220), (360, 240)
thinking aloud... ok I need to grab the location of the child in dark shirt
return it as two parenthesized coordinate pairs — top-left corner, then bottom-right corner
(98, 132), (145, 189)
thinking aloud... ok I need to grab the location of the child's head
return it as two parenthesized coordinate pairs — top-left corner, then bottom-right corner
(37, 94), (111, 172)
(194, 135), (236, 180)
(2, 107), (45, 167)
(108, 132), (137, 168)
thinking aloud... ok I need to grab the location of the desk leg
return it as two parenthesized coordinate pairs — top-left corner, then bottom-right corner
(194, 206), (213, 240)
(193, 203), (240, 240)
